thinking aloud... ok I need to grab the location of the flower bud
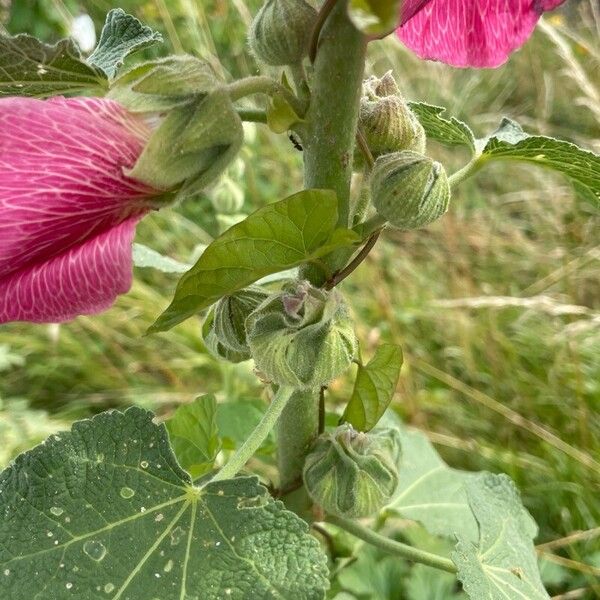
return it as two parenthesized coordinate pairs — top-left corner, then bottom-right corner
(202, 286), (269, 363)
(358, 72), (426, 164)
(371, 150), (450, 230)
(303, 425), (401, 518)
(249, 0), (317, 66)
(246, 281), (357, 389)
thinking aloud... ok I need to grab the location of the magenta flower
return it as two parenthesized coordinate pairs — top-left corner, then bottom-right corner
(0, 96), (161, 324)
(398, 0), (565, 68)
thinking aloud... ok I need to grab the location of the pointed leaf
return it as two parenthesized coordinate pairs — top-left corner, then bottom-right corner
(0, 407), (329, 599)
(166, 395), (221, 478)
(0, 34), (107, 97)
(452, 473), (549, 600)
(408, 103), (476, 152)
(384, 423), (479, 541)
(149, 189), (360, 332)
(88, 9), (162, 79)
(477, 118), (600, 207)
(342, 344), (403, 431)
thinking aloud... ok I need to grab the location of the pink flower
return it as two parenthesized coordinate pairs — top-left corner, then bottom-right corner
(0, 96), (161, 324)
(398, 0), (566, 68)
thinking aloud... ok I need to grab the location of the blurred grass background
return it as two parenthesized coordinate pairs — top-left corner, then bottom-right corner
(0, 0), (599, 597)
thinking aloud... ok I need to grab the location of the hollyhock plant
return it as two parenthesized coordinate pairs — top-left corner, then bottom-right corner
(0, 96), (162, 324)
(398, 0), (566, 68)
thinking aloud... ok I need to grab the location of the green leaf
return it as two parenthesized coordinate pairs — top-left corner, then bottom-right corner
(478, 118), (600, 207)
(383, 422), (479, 541)
(408, 103), (476, 152)
(108, 55), (218, 113)
(87, 9), (162, 79)
(0, 34), (107, 97)
(166, 395), (220, 478)
(453, 473), (549, 600)
(149, 189), (360, 332)
(0, 407), (329, 599)
(216, 399), (275, 455)
(267, 92), (302, 134)
(348, 0), (402, 37)
(342, 344), (403, 431)
(128, 89), (244, 199)
(132, 243), (191, 274)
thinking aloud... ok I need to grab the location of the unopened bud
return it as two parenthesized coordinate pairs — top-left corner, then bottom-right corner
(303, 425), (401, 518)
(249, 0), (317, 66)
(371, 150), (450, 230)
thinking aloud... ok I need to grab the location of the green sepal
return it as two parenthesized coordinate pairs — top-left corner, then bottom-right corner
(303, 424), (402, 518)
(347, 0), (403, 38)
(108, 55), (219, 113)
(127, 89), (244, 200)
(267, 92), (303, 134)
(246, 282), (358, 389)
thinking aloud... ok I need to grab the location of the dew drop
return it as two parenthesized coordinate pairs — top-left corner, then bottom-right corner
(140, 461), (149, 469)
(120, 487), (135, 499)
(50, 507), (64, 517)
(3, 569), (10, 576)
(104, 583), (115, 594)
(155, 513), (164, 522)
(65, 582), (73, 590)
(83, 540), (107, 561)
(163, 559), (173, 573)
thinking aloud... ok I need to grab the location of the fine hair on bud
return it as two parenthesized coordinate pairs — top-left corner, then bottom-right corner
(371, 150), (451, 230)
(303, 425), (402, 518)
(245, 281), (357, 389)
(249, 0), (318, 66)
(202, 286), (270, 363)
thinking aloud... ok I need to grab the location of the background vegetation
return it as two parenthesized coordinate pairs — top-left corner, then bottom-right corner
(1, 0), (599, 597)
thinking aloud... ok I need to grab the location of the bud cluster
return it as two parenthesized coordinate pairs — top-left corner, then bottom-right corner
(246, 281), (357, 389)
(303, 425), (402, 518)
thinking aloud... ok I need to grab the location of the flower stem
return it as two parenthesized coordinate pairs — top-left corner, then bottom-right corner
(226, 76), (306, 116)
(211, 386), (295, 482)
(237, 108), (268, 123)
(448, 156), (484, 189)
(327, 515), (458, 573)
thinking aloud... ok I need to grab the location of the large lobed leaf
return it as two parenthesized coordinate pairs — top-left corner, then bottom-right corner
(383, 422), (479, 541)
(0, 34), (106, 97)
(453, 473), (549, 599)
(342, 344), (403, 432)
(0, 407), (329, 599)
(149, 189), (360, 332)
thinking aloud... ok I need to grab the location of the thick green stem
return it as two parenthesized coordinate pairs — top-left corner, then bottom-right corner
(303, 0), (367, 234)
(448, 156), (485, 188)
(328, 515), (458, 573)
(277, 389), (320, 490)
(211, 386), (294, 482)
(277, 1), (367, 509)
(226, 76), (306, 116)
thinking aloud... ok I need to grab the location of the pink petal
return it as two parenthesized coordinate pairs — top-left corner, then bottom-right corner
(0, 216), (141, 323)
(0, 97), (159, 324)
(398, 0), (566, 68)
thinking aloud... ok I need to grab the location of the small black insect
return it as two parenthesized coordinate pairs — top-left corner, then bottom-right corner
(288, 133), (303, 152)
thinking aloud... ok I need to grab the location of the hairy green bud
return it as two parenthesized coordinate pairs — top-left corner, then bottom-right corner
(249, 0), (317, 66)
(246, 281), (357, 389)
(303, 425), (401, 518)
(202, 286), (269, 363)
(371, 150), (451, 230)
(357, 72), (426, 165)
